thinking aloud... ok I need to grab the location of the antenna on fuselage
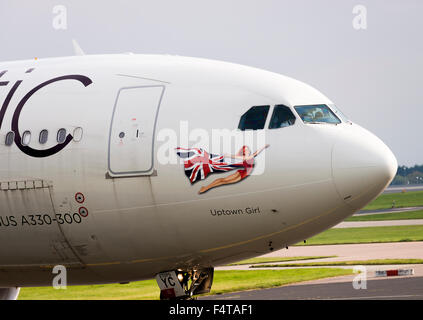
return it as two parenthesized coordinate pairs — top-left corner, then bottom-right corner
(72, 39), (85, 56)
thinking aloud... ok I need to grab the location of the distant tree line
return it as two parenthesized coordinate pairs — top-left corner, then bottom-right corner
(391, 165), (423, 185)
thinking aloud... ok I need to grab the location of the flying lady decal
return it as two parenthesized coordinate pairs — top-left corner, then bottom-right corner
(176, 144), (269, 194)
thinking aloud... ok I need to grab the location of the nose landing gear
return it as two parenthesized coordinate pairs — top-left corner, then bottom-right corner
(155, 268), (214, 300)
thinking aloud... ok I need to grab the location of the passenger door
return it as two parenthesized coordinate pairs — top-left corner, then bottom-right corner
(108, 85), (165, 177)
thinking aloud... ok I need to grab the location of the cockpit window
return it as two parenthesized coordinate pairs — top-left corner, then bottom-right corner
(329, 104), (350, 123)
(294, 104), (341, 124)
(269, 105), (296, 129)
(238, 105), (270, 130)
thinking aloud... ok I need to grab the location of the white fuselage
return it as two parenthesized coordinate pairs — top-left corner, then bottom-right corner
(0, 54), (397, 286)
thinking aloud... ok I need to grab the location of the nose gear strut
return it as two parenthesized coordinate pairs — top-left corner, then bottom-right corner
(156, 268), (214, 300)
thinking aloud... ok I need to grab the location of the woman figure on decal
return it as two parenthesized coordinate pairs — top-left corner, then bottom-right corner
(198, 144), (270, 194)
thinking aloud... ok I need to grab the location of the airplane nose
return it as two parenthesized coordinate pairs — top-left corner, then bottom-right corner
(332, 125), (397, 210)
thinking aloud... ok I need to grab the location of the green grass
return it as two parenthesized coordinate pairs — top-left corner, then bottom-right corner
(226, 256), (336, 266)
(251, 259), (423, 268)
(295, 225), (423, 246)
(19, 268), (352, 300)
(19, 279), (160, 300)
(346, 209), (423, 221)
(204, 269), (352, 295)
(363, 191), (423, 211)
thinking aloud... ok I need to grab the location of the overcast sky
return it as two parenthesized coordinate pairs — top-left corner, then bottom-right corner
(0, 0), (421, 166)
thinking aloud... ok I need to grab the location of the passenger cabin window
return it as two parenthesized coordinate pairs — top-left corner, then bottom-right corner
(73, 127), (83, 142)
(57, 128), (67, 144)
(294, 105), (341, 124)
(39, 130), (48, 144)
(5, 131), (14, 146)
(269, 105), (296, 129)
(238, 105), (270, 131)
(22, 131), (31, 146)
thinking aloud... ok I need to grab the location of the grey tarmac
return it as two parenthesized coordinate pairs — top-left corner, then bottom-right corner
(208, 242), (423, 300)
(333, 219), (423, 228)
(202, 274), (423, 300)
(384, 185), (423, 194)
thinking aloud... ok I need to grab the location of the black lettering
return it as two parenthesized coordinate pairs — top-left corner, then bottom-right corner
(36, 214), (43, 225)
(0, 80), (22, 130)
(43, 214), (52, 225)
(0, 216), (10, 226)
(64, 213), (72, 224)
(55, 214), (64, 224)
(21, 216), (30, 226)
(72, 212), (82, 224)
(168, 276), (175, 287)
(160, 275), (168, 288)
(9, 216), (17, 227)
(11, 75), (92, 158)
(28, 214), (36, 225)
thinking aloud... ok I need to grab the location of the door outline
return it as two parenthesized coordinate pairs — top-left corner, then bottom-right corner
(107, 85), (166, 176)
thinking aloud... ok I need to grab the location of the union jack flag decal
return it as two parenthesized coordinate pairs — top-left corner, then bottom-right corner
(176, 147), (243, 184)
